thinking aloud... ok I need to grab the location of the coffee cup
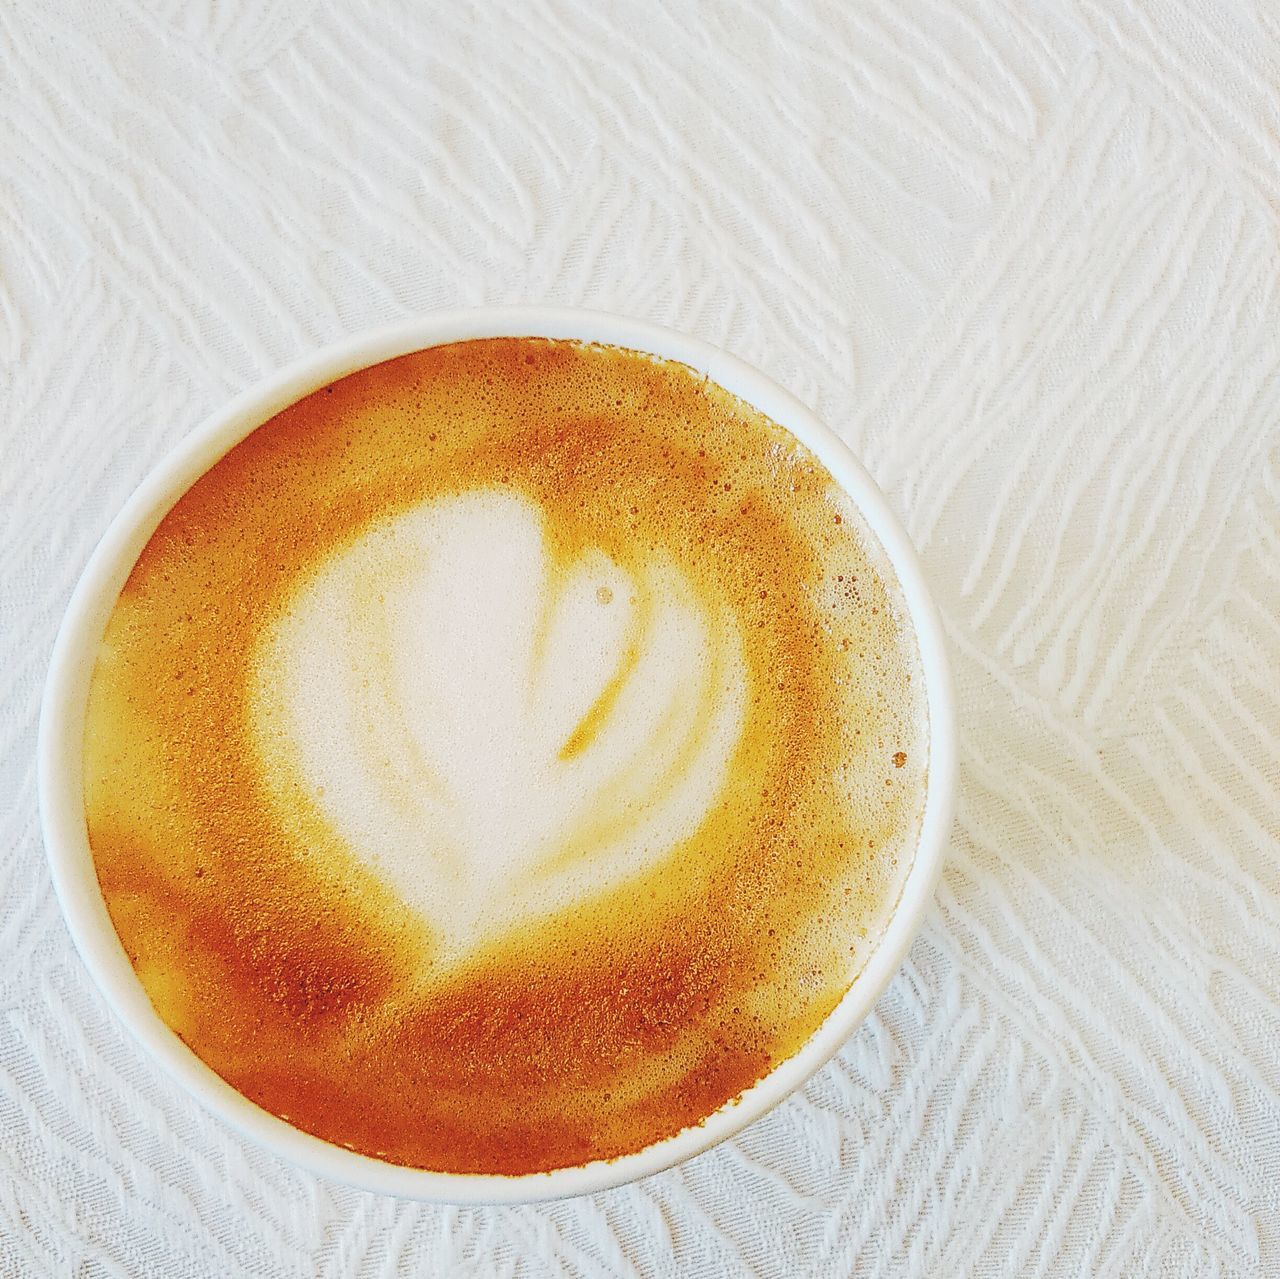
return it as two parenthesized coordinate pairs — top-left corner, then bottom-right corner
(39, 308), (955, 1202)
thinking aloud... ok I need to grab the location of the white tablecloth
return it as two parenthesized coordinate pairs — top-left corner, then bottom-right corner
(3, 2), (1278, 1275)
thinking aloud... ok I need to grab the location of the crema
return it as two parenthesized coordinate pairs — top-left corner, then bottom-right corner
(83, 338), (927, 1174)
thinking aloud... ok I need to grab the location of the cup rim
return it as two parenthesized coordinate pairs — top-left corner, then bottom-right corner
(38, 306), (955, 1203)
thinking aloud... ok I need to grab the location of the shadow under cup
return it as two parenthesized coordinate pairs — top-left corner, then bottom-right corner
(38, 309), (955, 1203)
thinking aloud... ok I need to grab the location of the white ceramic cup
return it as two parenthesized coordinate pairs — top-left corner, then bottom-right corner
(38, 308), (955, 1203)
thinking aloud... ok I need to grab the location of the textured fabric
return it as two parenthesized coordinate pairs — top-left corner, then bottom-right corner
(3, 1), (1279, 1275)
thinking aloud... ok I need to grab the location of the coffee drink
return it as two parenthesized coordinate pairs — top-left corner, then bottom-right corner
(83, 338), (927, 1174)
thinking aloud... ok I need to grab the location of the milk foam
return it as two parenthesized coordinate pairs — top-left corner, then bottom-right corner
(252, 488), (748, 960)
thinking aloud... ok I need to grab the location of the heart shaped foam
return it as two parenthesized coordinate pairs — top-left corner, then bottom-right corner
(250, 489), (747, 961)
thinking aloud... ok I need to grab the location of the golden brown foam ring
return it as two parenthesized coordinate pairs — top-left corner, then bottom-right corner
(84, 338), (925, 1173)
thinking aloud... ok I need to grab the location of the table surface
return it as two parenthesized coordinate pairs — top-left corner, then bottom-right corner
(3, 2), (1279, 1276)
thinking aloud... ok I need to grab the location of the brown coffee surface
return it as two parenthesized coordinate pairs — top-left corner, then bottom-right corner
(83, 338), (927, 1174)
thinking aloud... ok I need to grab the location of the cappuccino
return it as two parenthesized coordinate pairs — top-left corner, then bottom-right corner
(83, 338), (927, 1174)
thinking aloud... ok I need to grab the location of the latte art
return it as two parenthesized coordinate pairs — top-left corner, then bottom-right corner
(254, 488), (747, 958)
(83, 337), (928, 1174)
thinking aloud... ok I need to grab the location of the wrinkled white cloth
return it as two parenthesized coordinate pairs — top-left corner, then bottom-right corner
(2, 2), (1279, 1275)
